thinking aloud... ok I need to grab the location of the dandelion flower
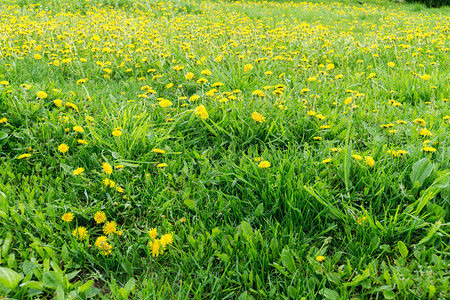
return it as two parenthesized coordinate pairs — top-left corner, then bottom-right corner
(112, 130), (122, 137)
(73, 168), (84, 175)
(36, 91), (48, 99)
(103, 221), (117, 235)
(251, 112), (265, 123)
(421, 74), (431, 81)
(17, 153), (31, 159)
(73, 126), (84, 133)
(152, 148), (165, 154)
(58, 143), (69, 153)
(72, 227), (88, 241)
(94, 211), (107, 224)
(321, 158), (332, 164)
(95, 236), (112, 255)
(102, 162), (113, 174)
(157, 163), (168, 168)
(365, 156), (375, 167)
(316, 256), (325, 262)
(62, 212), (74, 222)
(258, 161), (271, 168)
(160, 233), (174, 247)
(422, 147), (436, 152)
(159, 99), (172, 108)
(194, 105), (209, 120)
(185, 72), (194, 80)
(243, 64), (253, 73)
(148, 228), (158, 239)
(149, 239), (162, 257)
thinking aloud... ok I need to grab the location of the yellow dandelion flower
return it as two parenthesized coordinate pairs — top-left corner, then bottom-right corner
(94, 211), (107, 224)
(36, 91), (48, 99)
(73, 168), (84, 175)
(316, 256), (325, 262)
(58, 143), (69, 153)
(72, 227), (88, 241)
(251, 112), (265, 123)
(103, 221), (117, 235)
(148, 228), (158, 239)
(102, 162), (113, 174)
(258, 161), (271, 168)
(62, 212), (74, 222)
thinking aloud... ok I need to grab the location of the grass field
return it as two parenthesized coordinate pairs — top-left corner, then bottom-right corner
(0, 0), (449, 298)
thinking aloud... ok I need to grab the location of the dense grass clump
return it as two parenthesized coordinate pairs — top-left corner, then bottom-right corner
(0, 0), (449, 298)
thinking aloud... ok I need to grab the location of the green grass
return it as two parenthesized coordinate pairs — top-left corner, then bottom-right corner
(0, 0), (449, 298)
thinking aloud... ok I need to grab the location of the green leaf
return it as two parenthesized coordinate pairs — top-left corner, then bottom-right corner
(383, 290), (396, 299)
(319, 288), (340, 300)
(398, 241), (408, 258)
(410, 158), (433, 186)
(280, 248), (296, 275)
(183, 199), (197, 210)
(124, 277), (136, 294)
(254, 203), (264, 216)
(20, 280), (44, 290)
(0, 267), (22, 289)
(43, 271), (64, 289)
(56, 285), (65, 300)
(119, 287), (128, 299)
(368, 235), (380, 254)
(78, 280), (94, 293)
(0, 132), (8, 140)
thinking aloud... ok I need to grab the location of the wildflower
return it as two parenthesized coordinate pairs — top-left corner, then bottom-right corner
(103, 221), (117, 235)
(189, 95), (200, 102)
(421, 74), (431, 81)
(160, 233), (174, 247)
(321, 158), (332, 164)
(308, 77), (316, 82)
(115, 165), (124, 169)
(357, 216), (367, 225)
(159, 99), (172, 107)
(148, 239), (162, 257)
(326, 64), (334, 71)
(388, 62), (395, 67)
(258, 161), (271, 168)
(0, 118), (7, 124)
(95, 236), (112, 255)
(73, 126), (84, 133)
(185, 72), (195, 80)
(72, 227), (88, 241)
(152, 148), (165, 154)
(251, 112), (265, 123)
(94, 211), (107, 224)
(157, 163), (168, 168)
(0, 81), (10, 85)
(194, 105), (209, 120)
(73, 168), (84, 175)
(62, 212), (74, 222)
(53, 99), (63, 107)
(316, 256), (325, 262)
(197, 78), (208, 84)
(36, 91), (48, 99)
(243, 64), (253, 73)
(419, 128), (432, 136)
(413, 118), (426, 126)
(313, 136), (322, 141)
(112, 130), (122, 137)
(422, 147), (436, 152)
(102, 163), (113, 174)
(78, 139), (88, 145)
(58, 143), (69, 153)
(34, 54), (42, 60)
(17, 153), (31, 159)
(148, 228), (158, 239)
(344, 97), (352, 105)
(365, 156), (375, 167)
(352, 154), (363, 161)
(201, 69), (212, 76)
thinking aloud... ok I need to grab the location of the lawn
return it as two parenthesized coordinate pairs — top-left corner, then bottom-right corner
(0, 0), (449, 298)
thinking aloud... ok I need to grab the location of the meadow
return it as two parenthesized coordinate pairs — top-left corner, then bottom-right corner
(0, 0), (449, 298)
